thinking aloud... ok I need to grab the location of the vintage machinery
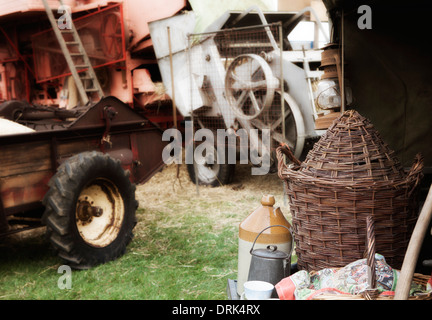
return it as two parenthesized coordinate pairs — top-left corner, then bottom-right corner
(0, 96), (167, 268)
(0, 0), (187, 128)
(0, 0), (187, 268)
(149, 6), (335, 186)
(0, 0), (336, 268)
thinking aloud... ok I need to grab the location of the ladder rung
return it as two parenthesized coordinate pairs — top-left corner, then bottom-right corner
(42, 0), (103, 103)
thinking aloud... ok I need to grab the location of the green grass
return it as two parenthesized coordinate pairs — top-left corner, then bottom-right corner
(0, 164), (293, 300)
(0, 209), (238, 300)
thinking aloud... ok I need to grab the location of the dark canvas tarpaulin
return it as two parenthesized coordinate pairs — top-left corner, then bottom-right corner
(323, 0), (432, 169)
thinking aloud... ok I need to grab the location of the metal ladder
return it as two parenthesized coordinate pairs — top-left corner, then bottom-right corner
(41, 0), (104, 105)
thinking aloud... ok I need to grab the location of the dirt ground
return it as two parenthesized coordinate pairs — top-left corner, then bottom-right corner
(135, 163), (292, 229)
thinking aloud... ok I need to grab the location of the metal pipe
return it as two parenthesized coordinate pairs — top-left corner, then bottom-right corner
(167, 26), (177, 129)
(279, 22), (285, 146)
(302, 47), (318, 120)
(186, 33), (200, 195)
(341, 10), (345, 112)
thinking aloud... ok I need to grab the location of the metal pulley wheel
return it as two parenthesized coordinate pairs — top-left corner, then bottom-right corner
(100, 11), (123, 60)
(225, 54), (279, 120)
(250, 91), (306, 166)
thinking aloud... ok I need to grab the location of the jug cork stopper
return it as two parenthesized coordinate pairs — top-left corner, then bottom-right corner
(261, 195), (275, 206)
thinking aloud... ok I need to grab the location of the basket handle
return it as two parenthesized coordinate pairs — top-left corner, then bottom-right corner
(406, 153), (424, 196)
(276, 144), (301, 180)
(362, 216), (380, 300)
(365, 216), (376, 289)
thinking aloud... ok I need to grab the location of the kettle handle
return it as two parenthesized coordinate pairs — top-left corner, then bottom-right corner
(249, 224), (294, 258)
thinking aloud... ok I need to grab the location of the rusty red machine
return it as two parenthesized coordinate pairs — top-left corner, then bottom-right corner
(0, 0), (187, 268)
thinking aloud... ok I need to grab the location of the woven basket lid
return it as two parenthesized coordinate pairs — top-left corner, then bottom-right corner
(300, 110), (406, 182)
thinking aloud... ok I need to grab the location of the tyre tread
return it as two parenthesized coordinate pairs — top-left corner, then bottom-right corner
(42, 151), (137, 269)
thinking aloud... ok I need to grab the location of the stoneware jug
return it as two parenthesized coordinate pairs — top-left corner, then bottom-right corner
(237, 195), (292, 296)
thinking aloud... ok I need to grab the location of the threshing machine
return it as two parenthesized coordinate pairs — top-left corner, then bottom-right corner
(149, 6), (341, 186)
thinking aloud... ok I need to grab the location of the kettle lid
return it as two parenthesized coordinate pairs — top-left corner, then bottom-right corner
(251, 245), (289, 259)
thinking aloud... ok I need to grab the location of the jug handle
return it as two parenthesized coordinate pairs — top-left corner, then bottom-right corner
(250, 224), (294, 258)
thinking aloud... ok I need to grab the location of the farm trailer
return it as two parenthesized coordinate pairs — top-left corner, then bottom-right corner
(0, 96), (167, 269)
(0, 0), (187, 268)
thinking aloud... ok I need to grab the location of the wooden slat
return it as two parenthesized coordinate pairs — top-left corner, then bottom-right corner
(57, 139), (99, 159)
(0, 141), (51, 177)
(315, 111), (341, 130)
(0, 170), (51, 209)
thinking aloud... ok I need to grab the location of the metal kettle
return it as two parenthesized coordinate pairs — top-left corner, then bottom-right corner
(237, 195), (292, 296)
(247, 225), (293, 297)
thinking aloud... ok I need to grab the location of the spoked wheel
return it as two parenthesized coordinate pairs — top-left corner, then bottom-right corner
(42, 151), (137, 269)
(100, 12), (123, 60)
(225, 54), (279, 120)
(251, 91), (306, 165)
(186, 142), (235, 187)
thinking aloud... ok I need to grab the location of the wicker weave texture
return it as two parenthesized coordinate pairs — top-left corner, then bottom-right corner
(302, 110), (405, 182)
(277, 110), (423, 272)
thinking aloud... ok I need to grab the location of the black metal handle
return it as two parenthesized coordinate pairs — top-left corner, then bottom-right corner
(249, 224), (293, 257)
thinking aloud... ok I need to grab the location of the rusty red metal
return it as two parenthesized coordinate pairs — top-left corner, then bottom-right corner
(0, 0), (186, 237)
(31, 4), (127, 83)
(0, 0), (187, 121)
(0, 96), (167, 236)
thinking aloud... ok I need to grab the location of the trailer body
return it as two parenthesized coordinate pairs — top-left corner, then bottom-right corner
(0, 96), (166, 230)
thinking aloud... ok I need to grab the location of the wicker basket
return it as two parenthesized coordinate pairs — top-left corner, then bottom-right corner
(277, 110), (424, 272)
(310, 273), (432, 300)
(310, 217), (432, 300)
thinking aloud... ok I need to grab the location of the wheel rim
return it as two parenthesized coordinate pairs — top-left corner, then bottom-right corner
(250, 91), (305, 159)
(196, 162), (220, 184)
(266, 91), (299, 151)
(75, 178), (124, 248)
(194, 145), (221, 184)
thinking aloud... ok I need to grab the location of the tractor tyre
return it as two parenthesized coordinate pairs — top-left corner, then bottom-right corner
(187, 162), (235, 187)
(186, 143), (235, 187)
(42, 151), (138, 269)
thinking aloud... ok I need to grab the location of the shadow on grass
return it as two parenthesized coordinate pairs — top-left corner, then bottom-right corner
(0, 227), (58, 270)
